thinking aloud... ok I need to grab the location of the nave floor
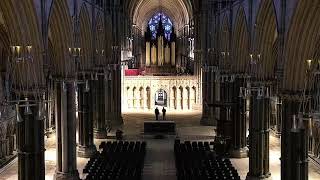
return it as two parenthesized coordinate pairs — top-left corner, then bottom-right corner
(0, 111), (320, 180)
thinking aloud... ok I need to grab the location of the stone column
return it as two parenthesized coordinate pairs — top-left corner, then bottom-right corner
(77, 80), (96, 157)
(288, 127), (308, 180)
(201, 69), (211, 125)
(115, 67), (123, 124)
(217, 80), (232, 137)
(246, 88), (271, 179)
(280, 96), (308, 180)
(54, 81), (79, 180)
(17, 99), (45, 180)
(230, 77), (248, 158)
(45, 80), (54, 138)
(109, 67), (123, 126)
(105, 74), (112, 129)
(274, 97), (282, 136)
(93, 76), (107, 139)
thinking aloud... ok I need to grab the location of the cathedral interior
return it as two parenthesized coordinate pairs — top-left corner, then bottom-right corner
(0, 0), (320, 180)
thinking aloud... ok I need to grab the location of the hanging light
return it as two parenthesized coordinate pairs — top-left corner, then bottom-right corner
(306, 59), (313, 70)
(24, 98), (32, 115)
(62, 81), (67, 92)
(239, 87), (244, 98)
(292, 114), (297, 130)
(85, 80), (90, 92)
(36, 102), (45, 121)
(16, 104), (23, 123)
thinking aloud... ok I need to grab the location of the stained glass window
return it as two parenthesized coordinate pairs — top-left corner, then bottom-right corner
(148, 12), (173, 40)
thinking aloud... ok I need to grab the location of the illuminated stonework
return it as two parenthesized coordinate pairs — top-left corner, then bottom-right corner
(122, 75), (201, 112)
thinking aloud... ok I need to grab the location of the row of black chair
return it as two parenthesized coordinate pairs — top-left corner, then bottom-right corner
(83, 141), (146, 180)
(174, 139), (240, 180)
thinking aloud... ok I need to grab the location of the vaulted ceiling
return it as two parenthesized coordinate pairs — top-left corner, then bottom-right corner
(125, 0), (194, 33)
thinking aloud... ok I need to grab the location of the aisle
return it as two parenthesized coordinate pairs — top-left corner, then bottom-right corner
(143, 139), (176, 180)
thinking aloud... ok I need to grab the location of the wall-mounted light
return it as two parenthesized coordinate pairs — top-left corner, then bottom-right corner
(96, 49), (105, 57)
(68, 47), (81, 58)
(306, 59), (313, 70)
(10, 45), (33, 62)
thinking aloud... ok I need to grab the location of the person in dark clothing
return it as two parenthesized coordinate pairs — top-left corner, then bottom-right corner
(162, 107), (166, 120)
(155, 107), (160, 120)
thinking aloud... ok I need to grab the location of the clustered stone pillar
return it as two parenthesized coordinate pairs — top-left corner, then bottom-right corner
(281, 96), (308, 180)
(105, 73), (112, 129)
(77, 80), (96, 157)
(114, 66), (123, 125)
(247, 88), (271, 179)
(201, 69), (210, 125)
(16, 99), (45, 180)
(289, 126), (308, 180)
(45, 80), (55, 138)
(54, 81), (79, 180)
(217, 78), (233, 139)
(93, 75), (107, 139)
(274, 97), (282, 136)
(230, 77), (248, 158)
(108, 65), (123, 126)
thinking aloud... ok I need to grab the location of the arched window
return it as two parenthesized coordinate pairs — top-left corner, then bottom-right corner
(148, 12), (173, 40)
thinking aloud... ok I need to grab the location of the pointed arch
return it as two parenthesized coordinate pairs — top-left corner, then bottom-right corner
(232, 6), (249, 73)
(254, 0), (278, 80)
(48, 0), (73, 77)
(105, 13), (113, 64)
(0, 0), (44, 90)
(220, 15), (230, 68)
(284, 0), (320, 90)
(79, 4), (93, 71)
(96, 12), (105, 66)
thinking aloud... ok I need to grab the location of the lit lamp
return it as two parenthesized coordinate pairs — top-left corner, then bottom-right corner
(306, 59), (312, 71)
(10, 45), (33, 61)
(249, 53), (261, 64)
(68, 47), (81, 58)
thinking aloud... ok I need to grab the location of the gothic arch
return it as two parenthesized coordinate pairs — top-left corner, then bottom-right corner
(232, 6), (249, 73)
(220, 15), (230, 69)
(79, 4), (92, 71)
(48, 0), (73, 77)
(0, 24), (9, 73)
(254, 0), (278, 80)
(284, 0), (320, 91)
(96, 13), (106, 66)
(104, 14), (113, 64)
(131, 0), (191, 33)
(0, 0), (44, 90)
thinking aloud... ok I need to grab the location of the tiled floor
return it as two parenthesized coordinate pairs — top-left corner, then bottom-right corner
(0, 111), (320, 180)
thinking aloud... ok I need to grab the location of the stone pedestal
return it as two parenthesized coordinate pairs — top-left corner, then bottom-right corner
(246, 91), (271, 179)
(17, 100), (45, 180)
(54, 81), (79, 180)
(77, 81), (96, 158)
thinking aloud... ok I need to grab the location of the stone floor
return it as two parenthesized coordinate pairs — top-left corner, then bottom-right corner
(0, 111), (320, 180)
